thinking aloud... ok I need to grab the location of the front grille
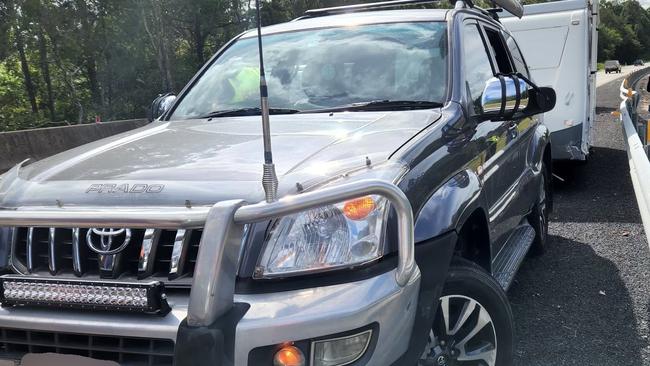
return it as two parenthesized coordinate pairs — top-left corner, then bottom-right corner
(0, 327), (174, 366)
(9, 227), (202, 287)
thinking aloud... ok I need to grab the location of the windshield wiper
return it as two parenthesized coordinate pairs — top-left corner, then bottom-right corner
(201, 107), (301, 119)
(305, 100), (443, 113)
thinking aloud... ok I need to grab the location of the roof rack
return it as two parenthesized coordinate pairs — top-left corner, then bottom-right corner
(302, 0), (469, 18)
(485, 7), (503, 20)
(302, 0), (522, 18)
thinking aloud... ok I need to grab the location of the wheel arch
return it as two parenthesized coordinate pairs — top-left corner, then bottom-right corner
(414, 169), (485, 242)
(455, 207), (491, 273)
(399, 169), (494, 364)
(413, 169), (492, 272)
(542, 142), (553, 213)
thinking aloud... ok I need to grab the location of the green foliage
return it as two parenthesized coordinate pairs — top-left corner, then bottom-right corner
(599, 0), (650, 63)
(0, 0), (649, 131)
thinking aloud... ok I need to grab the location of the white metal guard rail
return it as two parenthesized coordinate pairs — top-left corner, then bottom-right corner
(619, 76), (650, 241)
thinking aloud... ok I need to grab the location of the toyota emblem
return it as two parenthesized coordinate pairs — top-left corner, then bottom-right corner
(86, 228), (132, 255)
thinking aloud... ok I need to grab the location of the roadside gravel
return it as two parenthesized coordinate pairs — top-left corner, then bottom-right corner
(510, 74), (650, 365)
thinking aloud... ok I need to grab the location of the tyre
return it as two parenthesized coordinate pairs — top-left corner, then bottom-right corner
(419, 259), (514, 366)
(527, 162), (550, 256)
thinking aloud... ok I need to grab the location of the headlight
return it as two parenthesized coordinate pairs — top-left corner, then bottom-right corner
(256, 195), (388, 278)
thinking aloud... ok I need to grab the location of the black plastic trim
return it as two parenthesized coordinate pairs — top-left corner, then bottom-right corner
(174, 303), (250, 366)
(0, 228), (10, 271)
(235, 254), (397, 294)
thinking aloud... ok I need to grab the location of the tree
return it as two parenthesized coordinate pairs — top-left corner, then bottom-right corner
(9, 1), (39, 115)
(2, 0), (650, 132)
(141, 0), (175, 92)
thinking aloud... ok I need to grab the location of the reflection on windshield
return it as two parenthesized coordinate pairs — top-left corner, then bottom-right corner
(170, 22), (448, 119)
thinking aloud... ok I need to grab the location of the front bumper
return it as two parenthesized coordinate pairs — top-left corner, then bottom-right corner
(234, 268), (420, 365)
(0, 268), (420, 366)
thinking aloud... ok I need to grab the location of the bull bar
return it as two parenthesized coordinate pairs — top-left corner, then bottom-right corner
(0, 179), (419, 363)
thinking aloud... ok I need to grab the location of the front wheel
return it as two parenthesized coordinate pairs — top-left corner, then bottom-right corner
(419, 260), (514, 366)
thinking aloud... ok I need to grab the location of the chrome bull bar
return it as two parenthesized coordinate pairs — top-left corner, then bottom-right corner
(0, 179), (417, 328)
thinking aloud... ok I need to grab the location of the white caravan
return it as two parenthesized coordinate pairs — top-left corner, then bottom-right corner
(502, 0), (598, 161)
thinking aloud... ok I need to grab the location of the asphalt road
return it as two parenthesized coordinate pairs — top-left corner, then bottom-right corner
(596, 65), (647, 87)
(510, 72), (650, 365)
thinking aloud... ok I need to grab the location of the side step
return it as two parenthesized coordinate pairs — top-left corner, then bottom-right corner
(492, 223), (536, 291)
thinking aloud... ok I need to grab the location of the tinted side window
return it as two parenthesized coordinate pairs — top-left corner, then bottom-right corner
(463, 23), (494, 115)
(484, 28), (513, 74)
(505, 35), (530, 77)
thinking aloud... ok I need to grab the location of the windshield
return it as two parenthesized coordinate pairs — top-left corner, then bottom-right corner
(169, 22), (448, 119)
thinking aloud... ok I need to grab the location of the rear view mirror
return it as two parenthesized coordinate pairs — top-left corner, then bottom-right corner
(481, 76), (529, 120)
(147, 93), (177, 122)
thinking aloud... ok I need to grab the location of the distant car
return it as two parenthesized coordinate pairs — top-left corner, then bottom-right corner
(605, 60), (622, 73)
(634, 59), (644, 66)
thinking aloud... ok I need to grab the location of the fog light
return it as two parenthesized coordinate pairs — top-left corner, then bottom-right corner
(273, 345), (305, 366)
(0, 276), (169, 315)
(312, 330), (372, 366)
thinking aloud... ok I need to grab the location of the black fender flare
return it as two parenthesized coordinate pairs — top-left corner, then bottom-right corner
(413, 169), (487, 243)
(529, 122), (551, 174)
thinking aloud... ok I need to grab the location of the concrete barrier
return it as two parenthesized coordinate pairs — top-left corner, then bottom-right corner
(0, 119), (149, 173)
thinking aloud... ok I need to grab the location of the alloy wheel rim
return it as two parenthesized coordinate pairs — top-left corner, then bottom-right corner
(419, 294), (497, 366)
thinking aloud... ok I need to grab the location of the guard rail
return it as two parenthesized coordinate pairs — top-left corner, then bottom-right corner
(619, 68), (650, 242)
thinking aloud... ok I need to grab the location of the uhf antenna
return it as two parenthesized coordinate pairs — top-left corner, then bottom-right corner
(255, 0), (279, 203)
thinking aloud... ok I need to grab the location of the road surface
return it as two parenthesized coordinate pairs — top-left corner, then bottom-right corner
(596, 65), (647, 87)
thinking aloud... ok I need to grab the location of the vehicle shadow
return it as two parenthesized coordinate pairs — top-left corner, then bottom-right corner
(551, 146), (641, 224)
(509, 234), (643, 366)
(594, 106), (617, 114)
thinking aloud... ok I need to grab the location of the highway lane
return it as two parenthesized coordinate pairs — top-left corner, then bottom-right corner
(596, 65), (647, 87)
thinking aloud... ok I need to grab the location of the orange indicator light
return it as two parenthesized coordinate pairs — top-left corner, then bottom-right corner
(343, 196), (376, 220)
(273, 345), (305, 366)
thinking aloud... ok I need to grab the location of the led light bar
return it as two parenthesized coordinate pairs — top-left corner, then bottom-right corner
(0, 276), (170, 315)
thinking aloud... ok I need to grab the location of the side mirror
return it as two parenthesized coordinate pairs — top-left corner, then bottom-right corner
(531, 86), (556, 114)
(481, 76), (529, 120)
(147, 93), (177, 122)
(481, 76), (555, 120)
